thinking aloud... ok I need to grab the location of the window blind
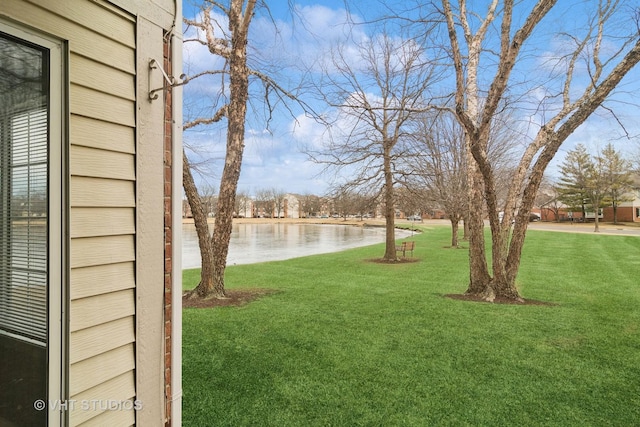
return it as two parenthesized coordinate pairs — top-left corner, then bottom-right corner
(0, 33), (48, 345)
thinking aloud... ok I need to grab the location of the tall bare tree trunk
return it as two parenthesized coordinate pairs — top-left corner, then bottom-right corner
(383, 140), (397, 260)
(208, 0), (254, 298)
(465, 160), (491, 295)
(449, 215), (460, 247)
(462, 31), (492, 294)
(183, 152), (218, 298)
(185, 0), (256, 299)
(462, 217), (469, 240)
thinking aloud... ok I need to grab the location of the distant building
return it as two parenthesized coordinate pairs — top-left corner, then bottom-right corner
(539, 176), (640, 223)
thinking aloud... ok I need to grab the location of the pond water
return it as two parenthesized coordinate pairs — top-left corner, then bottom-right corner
(182, 222), (413, 269)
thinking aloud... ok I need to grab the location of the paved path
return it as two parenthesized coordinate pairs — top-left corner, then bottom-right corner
(527, 221), (640, 237)
(403, 219), (640, 237)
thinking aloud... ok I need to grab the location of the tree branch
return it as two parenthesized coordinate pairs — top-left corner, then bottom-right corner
(184, 105), (228, 130)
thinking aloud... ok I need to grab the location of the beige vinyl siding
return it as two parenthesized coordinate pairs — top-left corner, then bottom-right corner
(71, 177), (136, 207)
(70, 235), (135, 269)
(1, 0), (135, 74)
(70, 290), (136, 332)
(69, 373), (136, 425)
(70, 317), (135, 364)
(70, 145), (135, 181)
(110, 0), (175, 29)
(70, 115), (135, 153)
(70, 262), (135, 300)
(71, 84), (136, 127)
(70, 53), (135, 101)
(26, 0), (136, 48)
(71, 207), (135, 238)
(68, 344), (136, 425)
(64, 0), (136, 418)
(74, 405), (136, 427)
(69, 344), (136, 397)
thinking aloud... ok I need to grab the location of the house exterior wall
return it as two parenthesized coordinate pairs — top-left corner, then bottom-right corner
(1, 1), (179, 425)
(541, 190), (640, 223)
(284, 194), (301, 218)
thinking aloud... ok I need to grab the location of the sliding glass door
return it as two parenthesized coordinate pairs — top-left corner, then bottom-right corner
(0, 23), (63, 427)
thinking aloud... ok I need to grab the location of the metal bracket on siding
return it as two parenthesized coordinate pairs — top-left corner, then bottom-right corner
(148, 58), (185, 101)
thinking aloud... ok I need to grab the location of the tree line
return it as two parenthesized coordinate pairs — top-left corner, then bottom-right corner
(185, 188), (417, 220)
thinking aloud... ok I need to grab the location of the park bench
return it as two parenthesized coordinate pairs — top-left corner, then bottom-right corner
(395, 241), (415, 258)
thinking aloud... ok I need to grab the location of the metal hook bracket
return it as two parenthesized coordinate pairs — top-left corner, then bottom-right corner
(148, 58), (184, 101)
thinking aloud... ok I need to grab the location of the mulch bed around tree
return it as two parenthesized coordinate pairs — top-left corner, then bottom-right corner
(182, 288), (279, 309)
(183, 287), (555, 308)
(444, 293), (557, 306)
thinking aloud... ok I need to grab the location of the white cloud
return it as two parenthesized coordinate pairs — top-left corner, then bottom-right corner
(294, 4), (360, 40)
(239, 129), (329, 194)
(289, 113), (327, 148)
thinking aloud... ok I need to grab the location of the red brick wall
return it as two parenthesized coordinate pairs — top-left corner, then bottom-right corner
(163, 33), (173, 427)
(603, 206), (637, 222)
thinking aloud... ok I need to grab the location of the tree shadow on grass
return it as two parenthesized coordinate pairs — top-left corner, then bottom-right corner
(444, 293), (557, 306)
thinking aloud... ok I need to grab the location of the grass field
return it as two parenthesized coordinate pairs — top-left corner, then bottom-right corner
(182, 225), (640, 426)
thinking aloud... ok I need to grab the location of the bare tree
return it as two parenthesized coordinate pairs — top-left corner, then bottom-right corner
(183, 0), (257, 299)
(308, 29), (440, 261)
(394, 187), (428, 221)
(235, 191), (252, 217)
(585, 149), (609, 232)
(183, 152), (215, 293)
(330, 190), (377, 220)
(199, 184), (218, 217)
(406, 109), (520, 247)
(633, 144), (640, 173)
(182, 1), (312, 299)
(254, 188), (274, 218)
(352, 193), (378, 220)
(536, 177), (563, 222)
(409, 112), (467, 247)
(299, 193), (322, 218)
(331, 191), (351, 219)
(270, 188), (286, 218)
(441, 0), (640, 301)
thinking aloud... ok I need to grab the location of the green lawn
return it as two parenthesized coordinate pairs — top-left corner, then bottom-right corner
(182, 225), (640, 426)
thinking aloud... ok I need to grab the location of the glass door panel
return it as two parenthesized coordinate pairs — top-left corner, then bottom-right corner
(0, 30), (49, 427)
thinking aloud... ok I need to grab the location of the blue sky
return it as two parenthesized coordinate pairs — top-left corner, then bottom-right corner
(182, 0), (366, 195)
(181, 1), (640, 196)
